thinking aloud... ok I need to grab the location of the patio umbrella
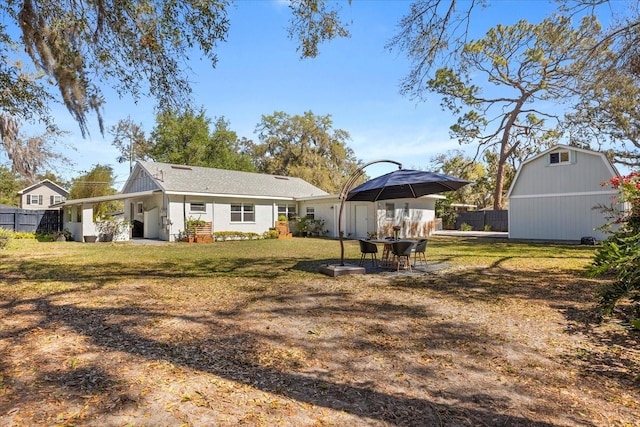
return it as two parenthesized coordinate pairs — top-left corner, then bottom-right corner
(346, 169), (471, 201)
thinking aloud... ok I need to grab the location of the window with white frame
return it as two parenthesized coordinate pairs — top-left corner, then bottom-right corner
(549, 151), (570, 165)
(385, 203), (395, 220)
(51, 195), (63, 205)
(190, 202), (206, 213)
(231, 203), (255, 222)
(137, 202), (144, 214)
(278, 204), (297, 220)
(306, 207), (315, 219)
(28, 194), (42, 205)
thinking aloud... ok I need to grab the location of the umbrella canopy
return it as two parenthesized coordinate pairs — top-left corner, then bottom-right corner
(346, 169), (471, 201)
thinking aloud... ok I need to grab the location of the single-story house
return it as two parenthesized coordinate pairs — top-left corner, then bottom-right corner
(17, 179), (69, 210)
(61, 161), (442, 242)
(506, 144), (621, 242)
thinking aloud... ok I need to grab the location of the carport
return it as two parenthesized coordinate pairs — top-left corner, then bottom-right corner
(60, 190), (160, 242)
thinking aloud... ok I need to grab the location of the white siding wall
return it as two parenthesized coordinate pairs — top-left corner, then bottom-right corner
(158, 194), (437, 242)
(212, 198), (277, 234)
(509, 194), (614, 241)
(301, 198), (437, 239)
(297, 199), (337, 236)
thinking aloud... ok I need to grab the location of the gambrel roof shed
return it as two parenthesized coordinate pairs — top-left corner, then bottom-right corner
(122, 161), (330, 199)
(506, 145), (620, 242)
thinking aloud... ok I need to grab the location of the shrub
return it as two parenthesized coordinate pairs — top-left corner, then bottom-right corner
(186, 217), (206, 229)
(459, 222), (473, 231)
(263, 229), (279, 239)
(295, 216), (326, 236)
(0, 228), (12, 249)
(589, 171), (640, 315)
(36, 228), (73, 242)
(12, 231), (36, 239)
(96, 216), (131, 241)
(214, 231), (261, 241)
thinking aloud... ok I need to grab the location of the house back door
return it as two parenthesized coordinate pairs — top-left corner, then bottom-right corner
(355, 205), (368, 238)
(143, 207), (160, 239)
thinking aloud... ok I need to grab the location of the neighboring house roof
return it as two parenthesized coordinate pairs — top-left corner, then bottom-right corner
(17, 179), (69, 196)
(506, 144), (620, 199)
(125, 161), (330, 200)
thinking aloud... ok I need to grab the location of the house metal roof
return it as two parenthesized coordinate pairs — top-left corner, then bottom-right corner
(135, 161), (330, 200)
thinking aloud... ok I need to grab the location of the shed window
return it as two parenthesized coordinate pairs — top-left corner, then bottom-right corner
(549, 151), (570, 164)
(403, 203), (410, 219)
(231, 203), (254, 222)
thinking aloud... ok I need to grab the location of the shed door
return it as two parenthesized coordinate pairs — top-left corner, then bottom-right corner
(143, 207), (159, 239)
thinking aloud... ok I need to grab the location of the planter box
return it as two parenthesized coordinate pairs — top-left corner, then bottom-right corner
(275, 221), (292, 239)
(84, 235), (97, 243)
(186, 222), (213, 243)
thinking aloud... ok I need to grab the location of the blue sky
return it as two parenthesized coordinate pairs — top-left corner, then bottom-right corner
(13, 0), (624, 189)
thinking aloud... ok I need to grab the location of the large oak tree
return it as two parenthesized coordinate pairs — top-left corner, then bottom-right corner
(251, 111), (360, 194)
(0, 0), (350, 136)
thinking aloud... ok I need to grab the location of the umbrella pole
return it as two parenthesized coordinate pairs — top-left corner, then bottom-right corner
(338, 160), (402, 266)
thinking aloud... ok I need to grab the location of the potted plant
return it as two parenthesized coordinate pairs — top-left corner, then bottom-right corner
(294, 215), (310, 237)
(295, 216), (325, 237)
(308, 218), (326, 237)
(392, 225), (401, 240)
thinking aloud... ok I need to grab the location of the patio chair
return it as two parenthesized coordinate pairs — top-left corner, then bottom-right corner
(391, 241), (416, 271)
(412, 239), (428, 267)
(358, 239), (379, 267)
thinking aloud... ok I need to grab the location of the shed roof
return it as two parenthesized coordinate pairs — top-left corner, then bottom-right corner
(506, 144), (619, 199)
(132, 161), (330, 200)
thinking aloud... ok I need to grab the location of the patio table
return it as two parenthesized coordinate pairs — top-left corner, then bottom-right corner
(369, 239), (416, 268)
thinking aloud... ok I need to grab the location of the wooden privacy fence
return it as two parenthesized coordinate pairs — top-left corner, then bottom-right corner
(455, 210), (508, 232)
(0, 208), (63, 233)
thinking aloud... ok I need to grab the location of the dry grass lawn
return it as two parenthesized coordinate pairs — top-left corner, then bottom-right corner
(0, 236), (638, 426)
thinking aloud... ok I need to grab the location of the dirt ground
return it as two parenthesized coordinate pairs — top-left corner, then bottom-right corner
(1, 259), (639, 426)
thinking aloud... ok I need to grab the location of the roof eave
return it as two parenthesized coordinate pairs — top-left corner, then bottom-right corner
(62, 190), (161, 206)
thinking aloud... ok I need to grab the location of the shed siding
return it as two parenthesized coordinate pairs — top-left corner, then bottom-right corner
(509, 150), (612, 197)
(509, 193), (612, 241)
